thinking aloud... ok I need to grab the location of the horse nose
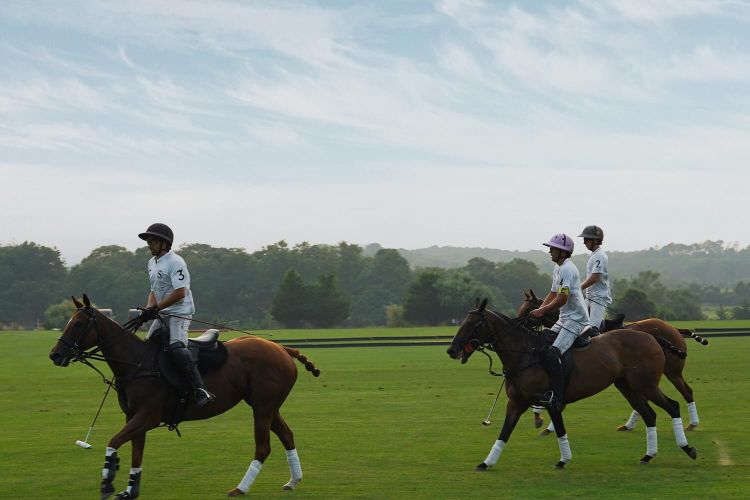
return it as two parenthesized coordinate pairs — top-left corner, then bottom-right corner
(49, 350), (66, 366)
(446, 346), (458, 358)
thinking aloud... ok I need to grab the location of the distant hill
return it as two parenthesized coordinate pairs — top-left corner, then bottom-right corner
(363, 241), (750, 288)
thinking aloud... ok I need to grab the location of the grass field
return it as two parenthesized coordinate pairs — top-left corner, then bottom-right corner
(1, 325), (748, 499)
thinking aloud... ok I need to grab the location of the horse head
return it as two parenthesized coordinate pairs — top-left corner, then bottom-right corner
(49, 294), (102, 367)
(517, 289), (557, 328)
(446, 298), (497, 364)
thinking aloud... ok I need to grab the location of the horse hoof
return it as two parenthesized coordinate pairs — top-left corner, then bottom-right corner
(616, 425), (632, 432)
(534, 415), (543, 429)
(475, 462), (488, 472)
(685, 424), (698, 431)
(555, 461), (566, 469)
(539, 428), (552, 436)
(639, 454), (654, 465)
(101, 481), (115, 500)
(682, 445), (698, 460)
(227, 487), (245, 497)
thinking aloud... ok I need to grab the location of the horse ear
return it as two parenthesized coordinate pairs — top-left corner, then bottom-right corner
(82, 293), (92, 309)
(524, 290), (531, 299)
(72, 296), (83, 308)
(474, 297), (480, 308)
(479, 298), (488, 311)
(529, 289), (537, 300)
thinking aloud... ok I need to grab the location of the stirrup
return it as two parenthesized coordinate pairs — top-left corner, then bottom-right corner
(195, 388), (215, 407)
(539, 390), (562, 411)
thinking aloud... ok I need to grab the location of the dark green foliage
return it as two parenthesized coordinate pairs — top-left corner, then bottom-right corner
(271, 270), (308, 328)
(613, 289), (656, 320)
(732, 300), (750, 320)
(271, 271), (350, 328)
(0, 242), (66, 327)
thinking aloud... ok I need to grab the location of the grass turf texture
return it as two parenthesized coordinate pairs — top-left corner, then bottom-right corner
(0, 326), (747, 499)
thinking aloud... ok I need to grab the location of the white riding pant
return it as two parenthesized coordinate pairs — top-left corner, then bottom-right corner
(586, 298), (607, 330)
(551, 320), (588, 354)
(147, 315), (192, 346)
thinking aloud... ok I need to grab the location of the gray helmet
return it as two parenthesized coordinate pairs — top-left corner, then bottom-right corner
(578, 225), (604, 241)
(138, 223), (174, 244)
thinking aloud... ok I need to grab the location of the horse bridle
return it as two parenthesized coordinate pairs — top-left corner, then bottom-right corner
(462, 308), (540, 378)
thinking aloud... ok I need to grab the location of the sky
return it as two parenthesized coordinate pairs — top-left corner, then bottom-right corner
(2, 0), (750, 265)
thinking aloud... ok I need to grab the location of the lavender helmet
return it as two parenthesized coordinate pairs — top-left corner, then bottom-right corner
(543, 233), (574, 253)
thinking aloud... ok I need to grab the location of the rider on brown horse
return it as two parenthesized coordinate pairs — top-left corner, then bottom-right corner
(137, 223), (215, 407)
(529, 233), (591, 412)
(578, 225), (611, 335)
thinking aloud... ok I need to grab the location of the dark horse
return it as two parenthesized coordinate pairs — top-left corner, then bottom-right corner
(446, 299), (697, 470)
(518, 289), (705, 431)
(49, 295), (320, 498)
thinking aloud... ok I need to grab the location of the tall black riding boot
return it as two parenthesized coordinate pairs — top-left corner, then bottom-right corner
(168, 344), (216, 407)
(540, 346), (564, 412)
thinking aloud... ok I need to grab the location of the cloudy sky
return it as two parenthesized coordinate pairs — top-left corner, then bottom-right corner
(3, 0), (750, 265)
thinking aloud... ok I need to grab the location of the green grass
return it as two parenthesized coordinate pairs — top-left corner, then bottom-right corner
(1, 330), (747, 499)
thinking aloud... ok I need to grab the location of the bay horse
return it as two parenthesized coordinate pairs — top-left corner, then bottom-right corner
(446, 299), (697, 470)
(518, 289), (704, 431)
(49, 294), (320, 499)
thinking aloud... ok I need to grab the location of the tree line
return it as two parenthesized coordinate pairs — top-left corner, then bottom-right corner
(2, 241), (743, 330)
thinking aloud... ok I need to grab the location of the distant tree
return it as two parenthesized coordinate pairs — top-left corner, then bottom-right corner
(403, 270), (444, 325)
(716, 304), (730, 320)
(658, 288), (704, 321)
(732, 300), (750, 320)
(349, 249), (412, 326)
(384, 304), (405, 327)
(0, 242), (67, 328)
(438, 271), (496, 322)
(306, 274), (350, 328)
(613, 289), (656, 320)
(270, 270), (308, 328)
(43, 299), (78, 329)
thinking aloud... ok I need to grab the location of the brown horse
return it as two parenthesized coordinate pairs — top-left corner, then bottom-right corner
(49, 295), (320, 499)
(446, 299), (697, 470)
(518, 289), (704, 431)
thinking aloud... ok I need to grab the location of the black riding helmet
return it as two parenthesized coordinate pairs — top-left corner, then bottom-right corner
(578, 225), (604, 242)
(138, 223), (174, 245)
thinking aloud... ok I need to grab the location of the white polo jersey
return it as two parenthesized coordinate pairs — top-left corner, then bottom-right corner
(551, 259), (589, 325)
(148, 250), (195, 315)
(585, 247), (612, 305)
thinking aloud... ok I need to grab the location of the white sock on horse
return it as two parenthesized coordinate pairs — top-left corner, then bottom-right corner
(546, 421), (555, 432)
(687, 402), (699, 426)
(126, 468), (142, 495)
(484, 440), (506, 466)
(283, 449), (302, 490)
(533, 407), (543, 415)
(557, 434), (572, 463)
(625, 410), (640, 429)
(237, 459), (263, 493)
(646, 427), (658, 456)
(671, 418), (688, 447)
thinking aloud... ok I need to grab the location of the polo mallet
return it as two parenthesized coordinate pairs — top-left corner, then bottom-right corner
(75, 381), (113, 449)
(482, 379), (505, 426)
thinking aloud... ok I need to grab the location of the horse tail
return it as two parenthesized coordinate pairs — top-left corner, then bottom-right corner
(654, 335), (687, 360)
(678, 328), (709, 346)
(282, 346), (321, 377)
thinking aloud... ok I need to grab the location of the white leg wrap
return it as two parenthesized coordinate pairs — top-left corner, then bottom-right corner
(672, 418), (689, 447)
(237, 459), (263, 493)
(102, 447), (117, 479)
(625, 410), (640, 429)
(283, 449), (302, 490)
(533, 407), (543, 415)
(646, 427), (658, 456)
(484, 440), (506, 466)
(126, 468), (142, 494)
(557, 434), (572, 463)
(687, 402), (699, 426)
(546, 421), (555, 432)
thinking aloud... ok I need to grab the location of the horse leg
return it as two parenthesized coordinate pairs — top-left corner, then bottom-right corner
(643, 387), (698, 460)
(228, 406), (274, 497)
(532, 406), (544, 429)
(617, 410), (641, 432)
(101, 412), (160, 500)
(270, 411), (302, 490)
(547, 407), (571, 469)
(666, 372), (699, 430)
(476, 399), (527, 471)
(614, 381), (658, 464)
(113, 431), (145, 499)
